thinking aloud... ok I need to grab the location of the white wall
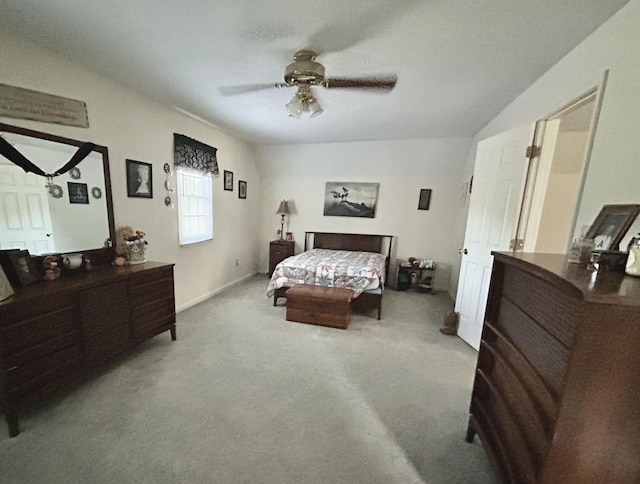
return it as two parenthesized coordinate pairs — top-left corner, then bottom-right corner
(459, 0), (640, 257)
(256, 138), (472, 292)
(0, 31), (262, 311)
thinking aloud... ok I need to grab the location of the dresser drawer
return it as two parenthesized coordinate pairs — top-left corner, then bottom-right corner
(272, 247), (289, 258)
(79, 281), (130, 338)
(478, 338), (552, 465)
(129, 271), (174, 307)
(3, 330), (79, 369)
(496, 297), (570, 398)
(6, 344), (82, 399)
(502, 265), (578, 348)
(1, 306), (78, 357)
(0, 294), (75, 327)
(129, 266), (174, 289)
(471, 375), (538, 484)
(84, 324), (130, 368)
(132, 298), (175, 338)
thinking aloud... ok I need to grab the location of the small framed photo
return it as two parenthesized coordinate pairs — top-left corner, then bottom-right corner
(68, 182), (89, 204)
(224, 170), (233, 191)
(286, 232), (293, 241)
(126, 159), (153, 198)
(238, 180), (247, 199)
(6, 250), (39, 287)
(418, 188), (432, 210)
(0, 265), (15, 301)
(586, 204), (640, 250)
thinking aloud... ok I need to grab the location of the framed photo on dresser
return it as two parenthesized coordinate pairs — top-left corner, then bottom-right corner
(0, 265), (15, 301)
(6, 249), (40, 287)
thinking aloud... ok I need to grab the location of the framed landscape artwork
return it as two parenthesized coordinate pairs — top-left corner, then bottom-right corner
(323, 182), (379, 218)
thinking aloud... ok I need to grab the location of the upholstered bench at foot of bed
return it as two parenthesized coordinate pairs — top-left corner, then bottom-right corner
(286, 285), (353, 329)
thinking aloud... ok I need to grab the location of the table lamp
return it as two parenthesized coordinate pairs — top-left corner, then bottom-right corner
(276, 200), (290, 240)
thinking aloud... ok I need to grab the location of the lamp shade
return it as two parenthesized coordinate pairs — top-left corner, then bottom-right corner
(276, 200), (290, 215)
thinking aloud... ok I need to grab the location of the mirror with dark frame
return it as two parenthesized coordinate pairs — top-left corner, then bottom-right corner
(0, 122), (115, 258)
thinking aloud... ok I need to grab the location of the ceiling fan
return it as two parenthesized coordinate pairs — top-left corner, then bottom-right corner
(219, 50), (397, 118)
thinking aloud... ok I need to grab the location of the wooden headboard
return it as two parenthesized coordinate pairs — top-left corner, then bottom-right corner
(304, 232), (393, 280)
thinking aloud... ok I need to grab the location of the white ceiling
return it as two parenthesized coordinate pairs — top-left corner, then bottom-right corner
(0, 0), (630, 145)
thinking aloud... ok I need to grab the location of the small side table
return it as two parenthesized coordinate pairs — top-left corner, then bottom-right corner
(395, 259), (436, 292)
(269, 240), (294, 276)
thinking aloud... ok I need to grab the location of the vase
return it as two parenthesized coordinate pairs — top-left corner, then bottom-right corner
(125, 243), (147, 265)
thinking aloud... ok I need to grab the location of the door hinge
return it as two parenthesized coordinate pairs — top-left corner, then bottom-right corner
(509, 238), (524, 250)
(526, 145), (541, 158)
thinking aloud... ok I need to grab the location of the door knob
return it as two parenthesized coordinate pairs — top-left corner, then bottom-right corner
(458, 248), (468, 255)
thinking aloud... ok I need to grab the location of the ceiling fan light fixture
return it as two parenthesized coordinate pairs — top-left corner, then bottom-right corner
(286, 95), (303, 118)
(308, 98), (323, 118)
(284, 50), (325, 86)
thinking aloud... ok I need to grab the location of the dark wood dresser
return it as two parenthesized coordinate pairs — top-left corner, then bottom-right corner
(466, 252), (640, 483)
(269, 240), (294, 276)
(0, 262), (175, 437)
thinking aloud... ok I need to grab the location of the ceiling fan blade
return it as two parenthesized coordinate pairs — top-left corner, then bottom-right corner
(324, 75), (397, 92)
(219, 83), (289, 96)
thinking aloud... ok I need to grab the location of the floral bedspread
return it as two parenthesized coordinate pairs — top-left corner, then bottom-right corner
(267, 249), (386, 297)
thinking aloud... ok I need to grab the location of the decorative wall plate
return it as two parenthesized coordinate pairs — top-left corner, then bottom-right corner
(69, 167), (81, 179)
(50, 184), (63, 199)
(164, 196), (172, 206)
(163, 163), (171, 174)
(91, 186), (102, 199)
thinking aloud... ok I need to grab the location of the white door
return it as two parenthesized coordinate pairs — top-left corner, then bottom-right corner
(0, 164), (56, 253)
(455, 125), (536, 350)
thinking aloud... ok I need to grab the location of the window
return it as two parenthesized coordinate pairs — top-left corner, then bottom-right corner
(177, 168), (213, 245)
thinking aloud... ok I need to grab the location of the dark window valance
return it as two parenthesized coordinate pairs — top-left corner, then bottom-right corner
(173, 133), (219, 176)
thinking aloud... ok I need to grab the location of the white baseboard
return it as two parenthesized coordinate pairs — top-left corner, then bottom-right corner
(176, 272), (258, 313)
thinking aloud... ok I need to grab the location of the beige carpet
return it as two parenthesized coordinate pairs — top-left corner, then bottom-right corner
(0, 275), (496, 483)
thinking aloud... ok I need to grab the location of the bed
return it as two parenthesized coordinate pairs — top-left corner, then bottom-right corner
(267, 231), (393, 320)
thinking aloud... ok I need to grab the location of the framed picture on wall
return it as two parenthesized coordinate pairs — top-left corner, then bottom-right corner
(323, 182), (379, 218)
(224, 170), (233, 191)
(67, 182), (89, 204)
(238, 180), (247, 199)
(126, 159), (153, 198)
(418, 189), (432, 210)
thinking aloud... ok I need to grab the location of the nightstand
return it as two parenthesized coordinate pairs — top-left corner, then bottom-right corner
(394, 259), (436, 292)
(269, 240), (294, 276)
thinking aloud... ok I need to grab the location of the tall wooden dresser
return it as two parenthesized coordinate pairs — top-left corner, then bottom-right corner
(466, 252), (640, 483)
(0, 262), (175, 437)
